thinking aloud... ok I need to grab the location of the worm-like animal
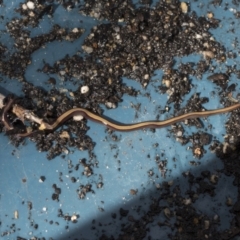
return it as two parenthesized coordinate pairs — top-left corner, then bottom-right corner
(15, 103), (240, 137)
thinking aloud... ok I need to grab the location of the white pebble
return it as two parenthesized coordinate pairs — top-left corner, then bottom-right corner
(189, 22), (195, 27)
(72, 28), (79, 33)
(176, 131), (182, 137)
(201, 50), (214, 59)
(105, 102), (116, 109)
(42, 207), (47, 212)
(63, 148), (69, 155)
(207, 12), (214, 19)
(26, 1), (35, 9)
(180, 2), (188, 14)
(144, 74), (149, 80)
(73, 114), (84, 121)
(81, 85), (89, 94)
(14, 210), (19, 219)
(162, 79), (171, 88)
(59, 70), (66, 76)
(59, 131), (70, 139)
(82, 45), (93, 54)
(71, 214), (78, 222)
(195, 34), (202, 39)
(93, 12), (100, 19)
(22, 4), (28, 10)
(28, 11), (35, 17)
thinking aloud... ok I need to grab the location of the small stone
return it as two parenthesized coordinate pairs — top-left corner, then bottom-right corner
(162, 79), (171, 88)
(59, 131), (70, 139)
(14, 210), (19, 219)
(180, 2), (188, 14)
(195, 34), (202, 39)
(183, 198), (192, 205)
(176, 131), (182, 137)
(28, 11), (35, 17)
(229, 135), (235, 144)
(200, 133), (210, 145)
(72, 28), (79, 33)
(204, 220), (210, 230)
(143, 82), (148, 87)
(164, 208), (171, 219)
(213, 214), (219, 221)
(108, 78), (112, 84)
(226, 197), (233, 206)
(62, 148), (69, 155)
(59, 70), (66, 76)
(207, 12), (214, 19)
(105, 102), (116, 109)
(71, 214), (78, 222)
(73, 114), (84, 121)
(82, 45), (93, 54)
(210, 174), (218, 184)
(129, 189), (138, 195)
(144, 74), (149, 80)
(194, 147), (202, 157)
(193, 217), (199, 225)
(201, 51), (214, 59)
(39, 176), (46, 183)
(81, 86), (89, 94)
(26, 1), (35, 9)
(22, 4), (28, 10)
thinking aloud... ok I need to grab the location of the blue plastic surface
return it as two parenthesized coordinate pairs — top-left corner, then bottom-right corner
(0, 0), (240, 239)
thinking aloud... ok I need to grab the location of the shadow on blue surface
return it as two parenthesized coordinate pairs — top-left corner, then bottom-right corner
(53, 153), (239, 240)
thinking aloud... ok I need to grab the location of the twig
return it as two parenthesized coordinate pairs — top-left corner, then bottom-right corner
(0, 93), (45, 132)
(12, 104), (43, 126)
